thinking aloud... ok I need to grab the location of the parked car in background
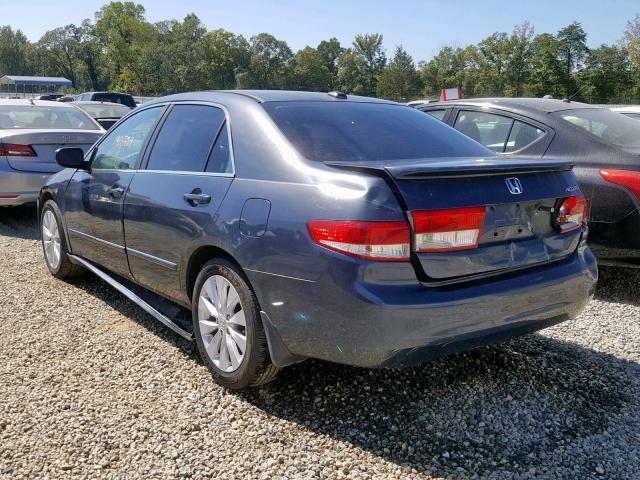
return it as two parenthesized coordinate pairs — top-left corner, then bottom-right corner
(37, 93), (65, 101)
(610, 105), (640, 120)
(72, 101), (132, 130)
(57, 96), (76, 103)
(416, 98), (640, 268)
(40, 90), (596, 389)
(74, 91), (137, 109)
(0, 99), (104, 206)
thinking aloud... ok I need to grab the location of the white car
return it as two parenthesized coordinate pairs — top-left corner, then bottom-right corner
(0, 99), (104, 206)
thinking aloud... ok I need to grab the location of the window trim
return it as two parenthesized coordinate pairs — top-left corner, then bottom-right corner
(139, 101), (236, 178)
(452, 108), (549, 155)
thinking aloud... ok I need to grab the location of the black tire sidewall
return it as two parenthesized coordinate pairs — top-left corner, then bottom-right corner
(191, 259), (263, 389)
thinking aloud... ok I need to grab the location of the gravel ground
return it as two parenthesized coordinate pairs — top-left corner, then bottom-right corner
(1, 205), (639, 480)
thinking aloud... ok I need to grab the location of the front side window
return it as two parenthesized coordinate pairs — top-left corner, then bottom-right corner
(0, 105), (99, 130)
(556, 108), (640, 153)
(146, 105), (226, 172)
(92, 107), (163, 170)
(264, 102), (492, 163)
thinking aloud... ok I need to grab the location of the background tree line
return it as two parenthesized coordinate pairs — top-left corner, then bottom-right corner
(1, 1), (640, 103)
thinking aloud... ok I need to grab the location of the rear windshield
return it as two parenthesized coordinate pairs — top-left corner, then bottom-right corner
(263, 102), (493, 162)
(76, 103), (131, 118)
(0, 105), (100, 130)
(91, 93), (136, 109)
(555, 108), (640, 154)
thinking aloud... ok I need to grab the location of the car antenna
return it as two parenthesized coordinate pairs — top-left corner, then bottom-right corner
(563, 69), (586, 103)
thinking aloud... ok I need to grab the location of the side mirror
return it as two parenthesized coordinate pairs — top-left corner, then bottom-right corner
(55, 147), (86, 169)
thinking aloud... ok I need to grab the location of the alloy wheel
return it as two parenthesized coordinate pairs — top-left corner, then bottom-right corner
(198, 275), (247, 373)
(42, 210), (61, 270)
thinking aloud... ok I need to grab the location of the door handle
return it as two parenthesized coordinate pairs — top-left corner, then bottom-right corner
(183, 191), (211, 206)
(107, 186), (125, 199)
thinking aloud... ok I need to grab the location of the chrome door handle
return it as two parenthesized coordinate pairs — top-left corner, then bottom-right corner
(183, 192), (211, 206)
(107, 186), (125, 199)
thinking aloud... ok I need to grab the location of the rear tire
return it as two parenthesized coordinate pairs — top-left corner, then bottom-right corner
(192, 259), (279, 389)
(40, 200), (84, 279)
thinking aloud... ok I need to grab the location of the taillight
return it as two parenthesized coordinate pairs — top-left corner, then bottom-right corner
(411, 206), (485, 252)
(600, 169), (640, 203)
(307, 220), (410, 261)
(555, 195), (587, 233)
(0, 143), (37, 157)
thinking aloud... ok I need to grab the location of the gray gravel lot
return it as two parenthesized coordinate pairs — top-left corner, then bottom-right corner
(1, 205), (639, 480)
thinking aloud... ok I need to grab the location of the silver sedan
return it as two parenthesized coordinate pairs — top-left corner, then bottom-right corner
(0, 99), (104, 206)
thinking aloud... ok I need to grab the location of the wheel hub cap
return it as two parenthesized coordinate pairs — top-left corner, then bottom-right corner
(197, 275), (247, 373)
(42, 210), (61, 270)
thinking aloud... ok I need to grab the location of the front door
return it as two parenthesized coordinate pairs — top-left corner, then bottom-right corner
(66, 106), (165, 276)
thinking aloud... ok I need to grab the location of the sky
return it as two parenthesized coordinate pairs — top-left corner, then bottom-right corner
(2, 0), (638, 62)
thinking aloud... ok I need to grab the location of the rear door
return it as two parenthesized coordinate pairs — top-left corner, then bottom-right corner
(64, 106), (165, 275)
(123, 103), (234, 304)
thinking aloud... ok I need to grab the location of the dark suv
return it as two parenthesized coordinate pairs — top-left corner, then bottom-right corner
(39, 91), (596, 389)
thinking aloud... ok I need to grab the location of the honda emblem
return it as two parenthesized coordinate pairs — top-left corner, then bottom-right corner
(505, 177), (523, 195)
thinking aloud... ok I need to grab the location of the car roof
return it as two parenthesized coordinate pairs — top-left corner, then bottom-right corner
(0, 98), (78, 108)
(422, 97), (599, 114)
(147, 90), (396, 105)
(73, 100), (131, 107)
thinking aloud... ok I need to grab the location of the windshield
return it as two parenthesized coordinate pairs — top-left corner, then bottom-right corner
(0, 105), (100, 130)
(76, 103), (131, 118)
(555, 108), (640, 153)
(263, 102), (493, 162)
(92, 93), (136, 109)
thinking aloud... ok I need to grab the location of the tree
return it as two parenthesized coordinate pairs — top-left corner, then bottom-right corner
(336, 49), (366, 94)
(196, 29), (249, 89)
(376, 46), (422, 101)
(316, 38), (343, 89)
(292, 46), (331, 91)
(557, 22), (589, 96)
(236, 33), (293, 89)
(352, 33), (386, 96)
(505, 22), (535, 96)
(526, 33), (564, 97)
(0, 26), (31, 76)
(477, 32), (511, 95)
(38, 25), (83, 87)
(579, 44), (631, 103)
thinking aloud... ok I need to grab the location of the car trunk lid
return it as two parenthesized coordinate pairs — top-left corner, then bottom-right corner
(1, 129), (102, 173)
(326, 157), (584, 281)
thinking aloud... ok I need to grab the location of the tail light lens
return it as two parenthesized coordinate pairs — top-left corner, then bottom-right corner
(600, 169), (640, 203)
(411, 206), (485, 252)
(307, 220), (410, 261)
(555, 195), (587, 233)
(0, 143), (37, 157)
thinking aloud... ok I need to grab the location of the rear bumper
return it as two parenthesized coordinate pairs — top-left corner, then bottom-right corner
(589, 212), (640, 268)
(248, 245), (597, 368)
(0, 167), (49, 206)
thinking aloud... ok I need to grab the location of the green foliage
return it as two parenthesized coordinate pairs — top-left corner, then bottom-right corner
(377, 46), (422, 101)
(0, 3), (638, 104)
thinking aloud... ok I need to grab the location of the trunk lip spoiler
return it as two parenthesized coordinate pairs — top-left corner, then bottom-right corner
(325, 157), (575, 179)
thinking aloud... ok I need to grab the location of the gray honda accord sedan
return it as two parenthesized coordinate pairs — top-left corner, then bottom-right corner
(39, 90), (597, 389)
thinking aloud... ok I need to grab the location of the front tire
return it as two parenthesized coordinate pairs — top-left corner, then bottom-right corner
(40, 200), (84, 279)
(192, 259), (279, 389)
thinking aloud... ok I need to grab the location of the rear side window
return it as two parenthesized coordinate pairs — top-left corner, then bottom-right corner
(504, 121), (545, 153)
(147, 105), (226, 172)
(424, 109), (446, 121)
(454, 110), (544, 153)
(206, 122), (233, 173)
(264, 102), (492, 162)
(454, 111), (513, 152)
